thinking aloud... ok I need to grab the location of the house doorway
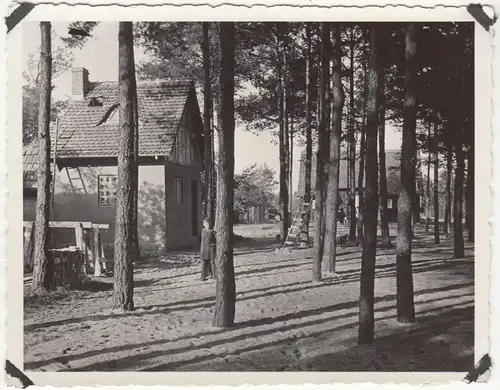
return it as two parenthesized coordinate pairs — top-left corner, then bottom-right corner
(191, 179), (198, 238)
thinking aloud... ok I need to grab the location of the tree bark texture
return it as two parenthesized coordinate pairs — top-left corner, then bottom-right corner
(284, 67), (290, 219)
(433, 123), (440, 244)
(213, 22), (236, 327)
(396, 23), (417, 324)
(378, 70), (391, 248)
(211, 102), (217, 227)
(425, 121), (431, 233)
(283, 27), (291, 218)
(32, 21), (53, 292)
(113, 22), (136, 311)
(348, 27), (357, 243)
(358, 25), (380, 345)
(444, 139), (453, 237)
(466, 145), (474, 242)
(313, 22), (331, 282)
(276, 25), (289, 244)
(300, 23), (313, 249)
(289, 119), (294, 214)
(130, 23), (140, 261)
(324, 25), (344, 273)
(412, 148), (419, 229)
(357, 50), (368, 243)
(453, 142), (465, 258)
(202, 22), (215, 229)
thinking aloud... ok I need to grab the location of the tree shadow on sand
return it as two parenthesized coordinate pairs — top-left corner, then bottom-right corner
(287, 306), (474, 372)
(24, 257), (473, 333)
(55, 302), (473, 372)
(24, 278), (473, 371)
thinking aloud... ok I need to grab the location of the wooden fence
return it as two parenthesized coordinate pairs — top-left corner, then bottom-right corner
(23, 221), (110, 277)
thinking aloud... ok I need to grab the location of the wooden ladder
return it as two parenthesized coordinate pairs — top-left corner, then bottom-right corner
(65, 167), (87, 194)
(282, 201), (310, 248)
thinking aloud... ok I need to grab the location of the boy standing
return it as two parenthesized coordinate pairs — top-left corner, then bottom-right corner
(200, 218), (216, 281)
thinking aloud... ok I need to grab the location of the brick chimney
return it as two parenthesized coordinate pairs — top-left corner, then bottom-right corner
(71, 67), (89, 100)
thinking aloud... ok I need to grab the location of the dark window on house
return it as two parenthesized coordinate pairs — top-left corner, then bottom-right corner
(98, 174), (117, 205)
(174, 176), (184, 204)
(89, 97), (104, 107)
(387, 199), (393, 209)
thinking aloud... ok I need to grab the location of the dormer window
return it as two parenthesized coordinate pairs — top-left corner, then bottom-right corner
(89, 97), (104, 107)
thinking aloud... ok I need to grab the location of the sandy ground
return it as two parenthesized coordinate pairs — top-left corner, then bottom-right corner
(24, 223), (474, 372)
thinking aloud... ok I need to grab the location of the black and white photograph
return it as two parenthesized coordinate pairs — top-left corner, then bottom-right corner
(3, 1), (494, 386)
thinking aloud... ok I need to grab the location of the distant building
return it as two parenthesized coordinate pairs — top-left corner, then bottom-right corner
(297, 149), (425, 223)
(23, 67), (204, 253)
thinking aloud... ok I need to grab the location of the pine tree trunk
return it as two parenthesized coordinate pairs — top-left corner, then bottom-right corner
(300, 23), (313, 249)
(433, 123), (440, 244)
(325, 25), (343, 273)
(213, 22), (236, 327)
(348, 27), (357, 243)
(211, 101), (216, 226)
(425, 121), (431, 233)
(412, 146), (419, 229)
(276, 25), (289, 244)
(444, 139), (453, 237)
(283, 28), (290, 221)
(358, 25), (380, 345)
(378, 69), (391, 248)
(130, 23), (140, 261)
(313, 22), (330, 282)
(289, 117), (294, 215)
(466, 145), (474, 242)
(32, 22), (53, 292)
(453, 142), (465, 258)
(396, 23), (417, 324)
(284, 90), (290, 223)
(357, 43), (368, 244)
(202, 22), (214, 229)
(113, 22), (136, 311)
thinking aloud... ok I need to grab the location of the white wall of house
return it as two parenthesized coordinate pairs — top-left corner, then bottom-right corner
(51, 164), (167, 254)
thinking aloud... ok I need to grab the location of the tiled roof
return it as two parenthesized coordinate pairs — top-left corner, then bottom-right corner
(23, 143), (38, 189)
(56, 79), (195, 158)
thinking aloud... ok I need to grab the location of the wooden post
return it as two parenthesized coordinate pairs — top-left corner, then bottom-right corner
(82, 228), (92, 273)
(75, 223), (83, 249)
(75, 223), (86, 276)
(23, 222), (35, 272)
(93, 226), (102, 277)
(100, 233), (107, 271)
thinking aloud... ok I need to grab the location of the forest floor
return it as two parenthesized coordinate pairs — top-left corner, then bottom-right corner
(24, 223), (474, 372)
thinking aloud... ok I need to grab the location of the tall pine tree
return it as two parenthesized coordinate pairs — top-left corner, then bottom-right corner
(396, 23), (417, 323)
(32, 22), (53, 292)
(324, 25), (344, 273)
(358, 24), (380, 345)
(113, 22), (137, 311)
(213, 22), (236, 327)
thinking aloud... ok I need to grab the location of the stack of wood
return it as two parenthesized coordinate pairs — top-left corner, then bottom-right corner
(49, 248), (85, 289)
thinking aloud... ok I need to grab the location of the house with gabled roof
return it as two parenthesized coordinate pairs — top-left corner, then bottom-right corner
(297, 148), (425, 223)
(23, 67), (204, 253)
